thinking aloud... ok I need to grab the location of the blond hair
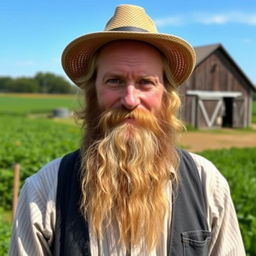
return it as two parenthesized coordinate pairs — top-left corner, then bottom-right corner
(76, 43), (184, 252)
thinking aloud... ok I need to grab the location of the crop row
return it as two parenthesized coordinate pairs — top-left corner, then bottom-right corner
(201, 148), (256, 255)
(0, 208), (11, 256)
(0, 114), (255, 255)
(0, 115), (81, 210)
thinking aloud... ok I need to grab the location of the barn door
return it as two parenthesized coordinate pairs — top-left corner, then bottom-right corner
(198, 98), (223, 128)
(222, 97), (233, 127)
(233, 98), (246, 128)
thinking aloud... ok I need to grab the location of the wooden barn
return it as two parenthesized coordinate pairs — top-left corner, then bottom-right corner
(179, 43), (255, 129)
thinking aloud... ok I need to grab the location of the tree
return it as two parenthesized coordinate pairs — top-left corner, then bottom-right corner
(34, 72), (77, 94)
(0, 73), (78, 94)
(0, 77), (12, 92)
(10, 78), (39, 92)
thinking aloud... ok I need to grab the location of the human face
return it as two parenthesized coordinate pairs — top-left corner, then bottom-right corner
(95, 41), (165, 117)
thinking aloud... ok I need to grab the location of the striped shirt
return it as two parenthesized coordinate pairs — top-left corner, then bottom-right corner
(9, 152), (246, 256)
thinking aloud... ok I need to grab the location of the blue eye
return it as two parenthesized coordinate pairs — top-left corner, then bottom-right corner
(107, 78), (119, 83)
(139, 79), (155, 88)
(140, 79), (152, 84)
(106, 78), (125, 87)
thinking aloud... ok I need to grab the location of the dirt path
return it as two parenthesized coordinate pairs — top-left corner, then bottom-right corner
(179, 129), (256, 152)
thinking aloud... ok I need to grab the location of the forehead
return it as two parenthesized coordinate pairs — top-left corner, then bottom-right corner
(96, 40), (164, 71)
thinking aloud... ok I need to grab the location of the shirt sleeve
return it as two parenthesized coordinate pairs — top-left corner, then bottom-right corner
(191, 153), (246, 256)
(9, 158), (61, 256)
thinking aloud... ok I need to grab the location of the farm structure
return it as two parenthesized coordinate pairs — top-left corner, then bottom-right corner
(179, 43), (255, 128)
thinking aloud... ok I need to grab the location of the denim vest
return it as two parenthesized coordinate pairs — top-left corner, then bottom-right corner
(53, 149), (211, 255)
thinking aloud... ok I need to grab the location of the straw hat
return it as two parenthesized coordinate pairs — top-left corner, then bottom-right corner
(62, 4), (196, 87)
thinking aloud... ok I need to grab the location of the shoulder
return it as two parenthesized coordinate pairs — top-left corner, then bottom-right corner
(185, 154), (245, 254)
(22, 150), (80, 202)
(10, 157), (64, 255)
(188, 152), (229, 192)
(31, 157), (62, 180)
(29, 157), (62, 184)
(187, 152), (234, 228)
(23, 157), (63, 202)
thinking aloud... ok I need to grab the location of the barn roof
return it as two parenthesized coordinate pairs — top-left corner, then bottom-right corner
(194, 43), (221, 65)
(194, 43), (255, 91)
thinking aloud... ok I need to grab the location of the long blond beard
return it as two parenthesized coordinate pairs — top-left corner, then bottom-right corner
(79, 93), (181, 252)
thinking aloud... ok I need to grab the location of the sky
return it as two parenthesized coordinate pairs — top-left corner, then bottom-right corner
(1, 0), (255, 85)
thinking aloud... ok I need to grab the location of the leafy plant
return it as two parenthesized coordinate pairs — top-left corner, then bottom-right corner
(200, 148), (256, 256)
(252, 101), (256, 123)
(0, 208), (11, 256)
(0, 115), (81, 210)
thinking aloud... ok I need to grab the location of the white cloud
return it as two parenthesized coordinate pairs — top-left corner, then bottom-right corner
(196, 12), (256, 25)
(196, 14), (230, 24)
(154, 11), (256, 27)
(242, 38), (253, 44)
(154, 16), (184, 26)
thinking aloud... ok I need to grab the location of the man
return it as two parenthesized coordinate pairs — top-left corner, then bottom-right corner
(10, 4), (245, 256)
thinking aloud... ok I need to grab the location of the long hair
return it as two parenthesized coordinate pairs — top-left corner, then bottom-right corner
(75, 45), (184, 252)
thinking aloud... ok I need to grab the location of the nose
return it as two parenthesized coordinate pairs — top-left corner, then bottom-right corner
(121, 85), (140, 110)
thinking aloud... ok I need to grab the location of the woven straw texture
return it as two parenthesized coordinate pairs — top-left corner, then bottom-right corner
(62, 4), (196, 87)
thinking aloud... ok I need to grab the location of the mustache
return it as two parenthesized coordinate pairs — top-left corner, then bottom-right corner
(97, 108), (164, 135)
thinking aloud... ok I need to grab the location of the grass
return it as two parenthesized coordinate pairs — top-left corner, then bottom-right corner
(0, 93), (80, 115)
(0, 92), (82, 254)
(200, 148), (256, 255)
(253, 101), (256, 123)
(184, 126), (256, 134)
(0, 208), (12, 255)
(1, 210), (12, 223)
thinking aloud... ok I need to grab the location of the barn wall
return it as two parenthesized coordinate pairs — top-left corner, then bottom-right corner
(192, 52), (250, 95)
(180, 48), (252, 128)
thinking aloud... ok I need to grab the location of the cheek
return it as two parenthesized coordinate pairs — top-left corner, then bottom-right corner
(144, 90), (164, 113)
(96, 88), (120, 109)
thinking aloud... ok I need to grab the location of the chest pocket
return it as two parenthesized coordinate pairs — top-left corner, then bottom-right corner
(181, 230), (211, 256)
(168, 150), (210, 256)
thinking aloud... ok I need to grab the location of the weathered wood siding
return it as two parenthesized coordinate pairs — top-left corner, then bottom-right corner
(179, 47), (252, 128)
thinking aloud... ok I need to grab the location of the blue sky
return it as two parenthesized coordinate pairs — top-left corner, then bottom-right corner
(1, 0), (255, 84)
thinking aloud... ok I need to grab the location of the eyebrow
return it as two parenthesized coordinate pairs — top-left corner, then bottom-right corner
(103, 73), (124, 79)
(103, 72), (160, 79)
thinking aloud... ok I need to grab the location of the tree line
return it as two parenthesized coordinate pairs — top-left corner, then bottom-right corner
(1, 73), (255, 98)
(0, 72), (78, 94)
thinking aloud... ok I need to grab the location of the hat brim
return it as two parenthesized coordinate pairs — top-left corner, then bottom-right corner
(62, 31), (196, 87)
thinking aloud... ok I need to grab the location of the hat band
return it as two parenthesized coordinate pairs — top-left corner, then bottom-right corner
(109, 26), (148, 32)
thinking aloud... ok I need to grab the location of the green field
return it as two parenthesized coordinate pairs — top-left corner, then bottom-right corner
(0, 93), (82, 255)
(0, 93), (80, 115)
(201, 148), (256, 254)
(253, 101), (256, 123)
(0, 93), (256, 255)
